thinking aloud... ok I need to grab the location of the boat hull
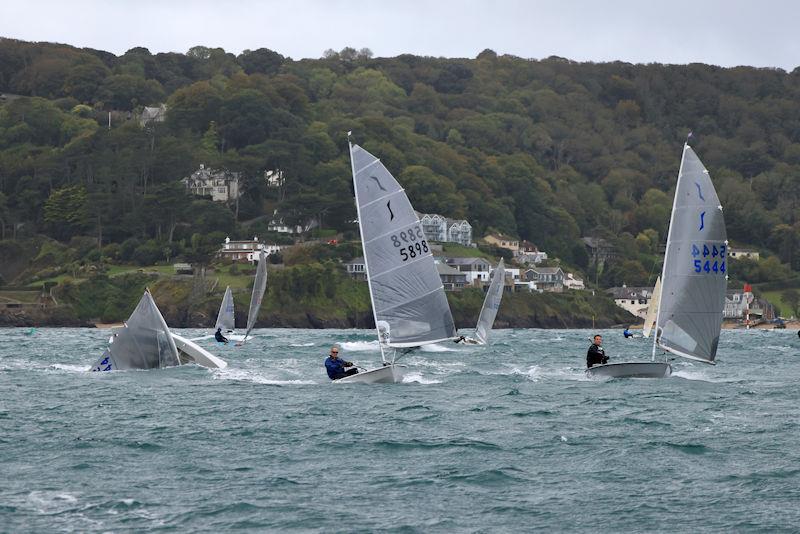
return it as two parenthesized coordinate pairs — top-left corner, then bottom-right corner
(172, 333), (228, 369)
(586, 362), (672, 379)
(334, 364), (406, 384)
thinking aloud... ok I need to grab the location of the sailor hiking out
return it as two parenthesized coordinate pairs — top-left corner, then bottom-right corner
(586, 335), (609, 368)
(325, 347), (358, 380)
(215, 327), (229, 344)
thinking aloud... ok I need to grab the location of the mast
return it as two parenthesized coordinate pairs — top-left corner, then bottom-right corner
(652, 143), (688, 362)
(349, 133), (387, 364)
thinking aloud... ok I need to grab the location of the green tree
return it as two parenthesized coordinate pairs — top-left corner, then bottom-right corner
(43, 185), (89, 240)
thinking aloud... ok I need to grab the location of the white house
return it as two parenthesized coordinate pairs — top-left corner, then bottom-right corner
(139, 104), (167, 126)
(515, 240), (548, 265)
(344, 257), (367, 281)
(484, 233), (519, 251)
(264, 169), (285, 188)
(182, 164), (241, 203)
(417, 212), (473, 246)
(218, 236), (282, 263)
(564, 273), (585, 290)
(729, 248), (760, 261)
(606, 285), (655, 319)
(445, 257), (492, 284)
(268, 209), (319, 235)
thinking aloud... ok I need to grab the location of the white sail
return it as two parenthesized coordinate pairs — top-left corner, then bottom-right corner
(349, 142), (457, 350)
(241, 250), (267, 343)
(214, 286), (235, 332)
(89, 290), (179, 371)
(654, 145), (727, 363)
(642, 276), (661, 338)
(474, 258), (506, 344)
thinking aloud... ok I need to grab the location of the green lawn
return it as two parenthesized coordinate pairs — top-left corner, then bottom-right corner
(0, 290), (41, 303)
(760, 289), (799, 318)
(441, 243), (493, 259)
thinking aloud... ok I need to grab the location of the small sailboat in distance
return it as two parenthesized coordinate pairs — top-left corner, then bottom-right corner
(237, 250), (267, 346)
(90, 290), (226, 371)
(588, 143), (727, 379)
(460, 258), (506, 345)
(336, 136), (458, 384)
(215, 286), (235, 333)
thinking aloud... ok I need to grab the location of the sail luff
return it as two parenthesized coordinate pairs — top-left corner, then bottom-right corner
(643, 277), (661, 339)
(474, 258), (505, 344)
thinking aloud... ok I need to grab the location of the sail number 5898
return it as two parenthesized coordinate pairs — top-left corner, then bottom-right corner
(390, 228), (429, 261)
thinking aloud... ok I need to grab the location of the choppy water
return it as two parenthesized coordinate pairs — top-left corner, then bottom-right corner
(1, 327), (799, 532)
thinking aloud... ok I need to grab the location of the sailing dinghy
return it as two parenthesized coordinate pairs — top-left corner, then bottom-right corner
(215, 286), (235, 334)
(461, 258), (506, 345)
(236, 250), (267, 346)
(336, 138), (458, 384)
(588, 144), (727, 379)
(90, 290), (227, 371)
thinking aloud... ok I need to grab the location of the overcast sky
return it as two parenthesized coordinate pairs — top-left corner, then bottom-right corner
(2, 0), (798, 70)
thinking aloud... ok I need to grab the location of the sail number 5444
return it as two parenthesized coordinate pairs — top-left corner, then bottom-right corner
(691, 243), (725, 274)
(390, 227), (429, 261)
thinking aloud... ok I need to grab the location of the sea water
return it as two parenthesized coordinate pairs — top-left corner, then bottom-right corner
(1, 327), (799, 532)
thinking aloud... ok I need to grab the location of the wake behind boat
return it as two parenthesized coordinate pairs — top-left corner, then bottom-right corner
(587, 143), (726, 379)
(335, 136), (458, 383)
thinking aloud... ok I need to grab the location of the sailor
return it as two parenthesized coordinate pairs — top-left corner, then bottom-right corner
(325, 347), (358, 380)
(623, 327), (633, 338)
(453, 335), (467, 344)
(586, 334), (609, 368)
(214, 327), (228, 344)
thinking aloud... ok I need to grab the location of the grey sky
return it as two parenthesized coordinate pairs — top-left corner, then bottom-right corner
(2, 0), (798, 70)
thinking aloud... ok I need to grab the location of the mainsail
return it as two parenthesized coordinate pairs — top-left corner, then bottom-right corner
(214, 286), (235, 332)
(242, 250), (267, 343)
(90, 290), (180, 371)
(642, 276), (661, 338)
(655, 145), (727, 363)
(350, 143), (457, 348)
(474, 258), (505, 344)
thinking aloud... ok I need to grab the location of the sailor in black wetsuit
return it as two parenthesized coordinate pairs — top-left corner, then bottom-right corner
(215, 327), (228, 344)
(586, 334), (609, 368)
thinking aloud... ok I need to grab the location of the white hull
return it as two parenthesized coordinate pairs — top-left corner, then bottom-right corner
(586, 361), (671, 379)
(334, 364), (406, 384)
(172, 333), (228, 369)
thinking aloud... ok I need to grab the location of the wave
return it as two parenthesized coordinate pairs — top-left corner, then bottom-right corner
(212, 367), (317, 385)
(419, 343), (456, 352)
(338, 340), (379, 352)
(402, 371), (442, 384)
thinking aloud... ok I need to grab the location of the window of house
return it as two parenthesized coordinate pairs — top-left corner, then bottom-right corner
(630, 300), (635, 304)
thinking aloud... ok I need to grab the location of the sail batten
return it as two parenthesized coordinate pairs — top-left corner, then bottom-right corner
(655, 146), (727, 363)
(350, 143), (457, 348)
(474, 259), (505, 344)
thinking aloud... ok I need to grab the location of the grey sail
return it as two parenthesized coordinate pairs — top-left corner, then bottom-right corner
(243, 250), (267, 342)
(214, 286), (235, 332)
(656, 145), (727, 363)
(350, 143), (457, 347)
(474, 259), (505, 344)
(90, 290), (180, 371)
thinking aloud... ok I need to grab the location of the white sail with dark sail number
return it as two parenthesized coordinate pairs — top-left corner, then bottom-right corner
(214, 286), (235, 332)
(350, 143), (457, 349)
(474, 259), (505, 344)
(655, 145), (727, 363)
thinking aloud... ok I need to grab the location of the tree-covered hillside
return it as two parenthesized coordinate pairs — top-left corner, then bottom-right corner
(0, 38), (798, 289)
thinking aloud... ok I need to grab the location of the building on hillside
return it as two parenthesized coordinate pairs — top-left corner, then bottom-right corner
(417, 212), (473, 245)
(564, 273), (585, 290)
(515, 240), (548, 265)
(182, 164), (241, 202)
(139, 104), (167, 126)
(524, 267), (565, 292)
(484, 233), (519, 251)
(606, 285), (655, 319)
(582, 237), (615, 265)
(173, 263), (193, 275)
(445, 257), (492, 284)
(437, 263), (467, 291)
(729, 248), (760, 261)
(267, 209), (319, 235)
(724, 287), (775, 322)
(343, 257), (367, 282)
(264, 169), (285, 188)
(218, 236), (282, 263)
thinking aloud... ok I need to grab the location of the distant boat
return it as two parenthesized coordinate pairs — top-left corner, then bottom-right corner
(89, 290), (226, 371)
(336, 138), (458, 384)
(236, 250), (267, 346)
(641, 276), (661, 338)
(588, 144), (727, 379)
(214, 286), (235, 333)
(461, 258), (506, 345)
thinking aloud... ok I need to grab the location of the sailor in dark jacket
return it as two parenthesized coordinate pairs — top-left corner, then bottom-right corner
(214, 328), (228, 344)
(586, 334), (609, 368)
(325, 347), (358, 380)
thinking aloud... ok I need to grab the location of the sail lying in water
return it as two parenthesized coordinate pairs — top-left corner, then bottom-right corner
(90, 290), (180, 371)
(473, 259), (506, 344)
(350, 143), (457, 349)
(215, 286), (235, 332)
(642, 276), (661, 339)
(241, 250), (267, 344)
(655, 145), (727, 363)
